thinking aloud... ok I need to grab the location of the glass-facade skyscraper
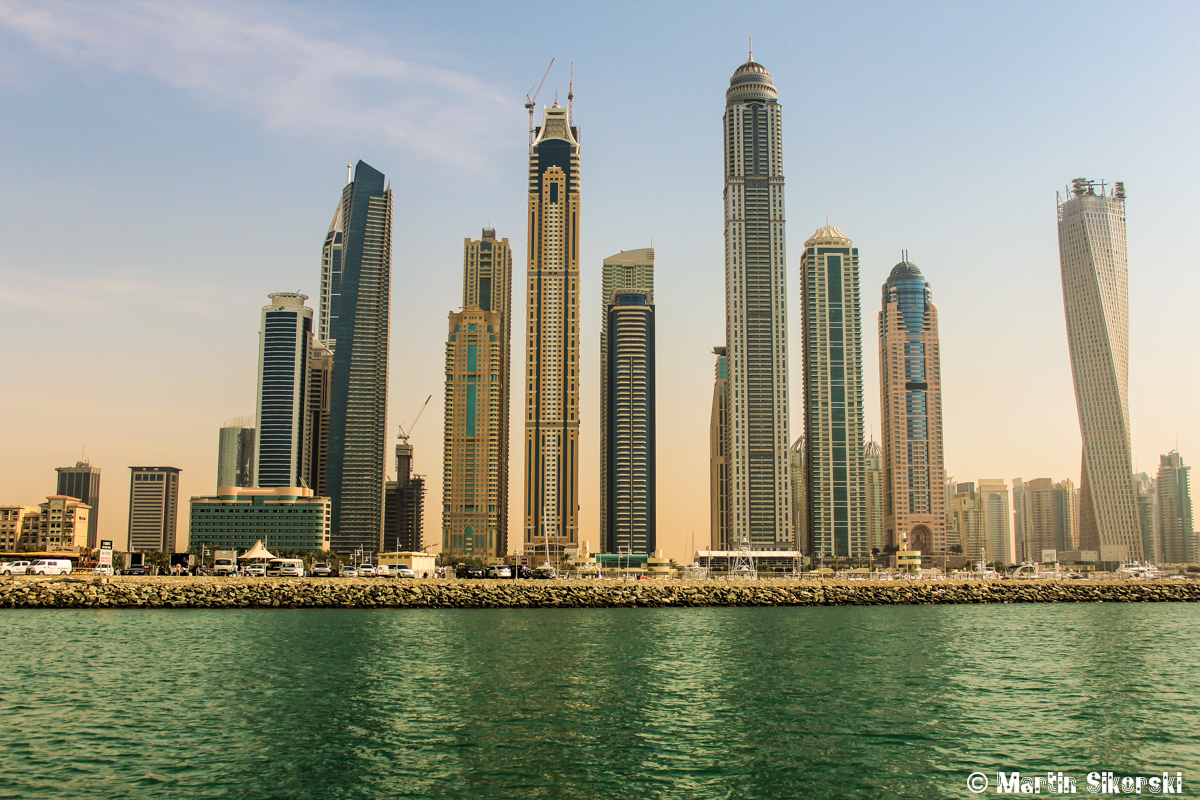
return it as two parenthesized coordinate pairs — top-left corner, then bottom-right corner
(524, 103), (581, 566)
(254, 292), (313, 489)
(801, 224), (867, 560)
(1057, 178), (1141, 562)
(722, 56), (791, 550)
(216, 417), (255, 489)
(323, 160), (392, 556)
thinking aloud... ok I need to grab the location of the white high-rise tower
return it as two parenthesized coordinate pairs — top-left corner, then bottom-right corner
(722, 53), (791, 550)
(1057, 178), (1141, 561)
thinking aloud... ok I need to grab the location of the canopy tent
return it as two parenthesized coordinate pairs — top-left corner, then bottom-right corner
(241, 541), (276, 561)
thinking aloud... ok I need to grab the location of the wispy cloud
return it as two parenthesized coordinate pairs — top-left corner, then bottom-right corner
(0, 269), (221, 315)
(0, 0), (512, 168)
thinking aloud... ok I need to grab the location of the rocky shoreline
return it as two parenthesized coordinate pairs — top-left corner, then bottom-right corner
(2, 576), (1199, 609)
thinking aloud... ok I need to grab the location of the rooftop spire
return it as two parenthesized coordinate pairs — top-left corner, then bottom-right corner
(749, 38), (753, 61)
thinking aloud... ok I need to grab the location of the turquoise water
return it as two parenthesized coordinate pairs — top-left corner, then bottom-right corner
(1, 604), (1197, 799)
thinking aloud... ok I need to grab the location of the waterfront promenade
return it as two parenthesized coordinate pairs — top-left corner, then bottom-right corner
(2, 576), (1199, 608)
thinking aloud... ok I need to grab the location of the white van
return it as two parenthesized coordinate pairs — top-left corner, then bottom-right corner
(30, 559), (73, 576)
(266, 558), (306, 577)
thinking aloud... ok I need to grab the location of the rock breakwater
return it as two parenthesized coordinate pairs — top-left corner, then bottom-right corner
(2, 577), (1199, 609)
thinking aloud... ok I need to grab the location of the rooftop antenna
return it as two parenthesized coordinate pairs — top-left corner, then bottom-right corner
(568, 62), (574, 121)
(346, 163), (352, 184)
(749, 38), (753, 61)
(525, 58), (555, 145)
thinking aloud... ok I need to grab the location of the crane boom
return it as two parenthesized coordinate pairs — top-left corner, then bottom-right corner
(525, 57), (555, 143)
(398, 394), (432, 443)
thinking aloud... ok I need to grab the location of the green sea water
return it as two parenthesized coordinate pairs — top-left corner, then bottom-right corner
(1, 603), (1197, 799)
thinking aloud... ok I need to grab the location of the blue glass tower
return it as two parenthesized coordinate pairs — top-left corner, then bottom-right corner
(254, 293), (313, 488)
(323, 160), (392, 555)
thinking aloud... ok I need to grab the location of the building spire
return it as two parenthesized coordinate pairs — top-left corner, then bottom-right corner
(748, 38), (753, 61)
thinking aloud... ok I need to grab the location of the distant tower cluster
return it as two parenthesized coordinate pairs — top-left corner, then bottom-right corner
(721, 55), (792, 550)
(1013, 477), (1077, 562)
(1058, 178), (1141, 562)
(524, 102), (581, 565)
(1157, 451), (1195, 564)
(878, 257), (946, 555)
(801, 224), (867, 559)
(443, 229), (513, 559)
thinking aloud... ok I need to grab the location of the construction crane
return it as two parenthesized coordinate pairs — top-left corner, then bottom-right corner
(398, 394), (432, 444)
(525, 58), (555, 144)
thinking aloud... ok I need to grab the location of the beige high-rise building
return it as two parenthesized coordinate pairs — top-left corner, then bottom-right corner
(1157, 451), (1195, 564)
(978, 479), (1014, 566)
(950, 482), (984, 564)
(38, 495), (91, 550)
(709, 346), (729, 551)
(600, 248), (654, 545)
(444, 229), (512, 560)
(790, 436), (806, 551)
(864, 439), (885, 554)
(128, 466), (181, 552)
(1013, 477), (1077, 562)
(878, 258), (946, 555)
(1057, 178), (1141, 561)
(524, 102), (581, 566)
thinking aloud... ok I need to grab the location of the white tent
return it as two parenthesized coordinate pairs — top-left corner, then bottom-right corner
(241, 541), (276, 561)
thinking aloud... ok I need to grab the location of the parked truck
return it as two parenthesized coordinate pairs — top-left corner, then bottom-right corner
(213, 550), (238, 576)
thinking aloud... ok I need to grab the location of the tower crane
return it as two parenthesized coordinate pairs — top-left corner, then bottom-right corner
(525, 58), (555, 144)
(398, 394), (432, 444)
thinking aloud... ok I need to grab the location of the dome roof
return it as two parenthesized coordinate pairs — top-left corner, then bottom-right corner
(887, 260), (924, 281)
(727, 59), (777, 104)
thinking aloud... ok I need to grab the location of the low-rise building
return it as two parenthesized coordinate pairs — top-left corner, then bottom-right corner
(188, 487), (330, 552)
(38, 496), (91, 550)
(0, 505), (41, 550)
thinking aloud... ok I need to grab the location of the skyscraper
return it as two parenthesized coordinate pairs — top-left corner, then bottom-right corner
(216, 416), (255, 489)
(879, 258), (946, 555)
(55, 460), (101, 547)
(605, 289), (655, 556)
(978, 479), (1014, 566)
(1057, 178), (1141, 561)
(127, 466), (181, 552)
(323, 161), (392, 555)
(524, 103), (581, 565)
(443, 229), (512, 560)
(254, 292), (314, 489)
(1157, 451), (1195, 564)
(864, 439), (884, 555)
(306, 340), (332, 497)
(722, 54), (791, 550)
(801, 224), (867, 560)
(600, 248), (654, 543)
(385, 437), (426, 553)
(790, 436), (807, 551)
(709, 346), (729, 551)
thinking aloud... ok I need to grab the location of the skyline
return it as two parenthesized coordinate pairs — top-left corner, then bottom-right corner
(2, 1), (1198, 562)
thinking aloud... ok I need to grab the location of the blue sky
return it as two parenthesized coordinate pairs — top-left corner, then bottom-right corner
(2, 0), (1197, 557)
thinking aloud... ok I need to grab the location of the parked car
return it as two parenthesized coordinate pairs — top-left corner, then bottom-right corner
(531, 567), (557, 579)
(340, 566), (358, 578)
(244, 564), (266, 577)
(455, 565), (485, 579)
(357, 564), (376, 577)
(93, 565), (114, 576)
(486, 565), (512, 579)
(393, 565), (417, 579)
(124, 564), (150, 576)
(30, 559), (73, 576)
(515, 565), (532, 579)
(374, 564), (392, 577)
(311, 562), (333, 577)
(0, 561), (32, 575)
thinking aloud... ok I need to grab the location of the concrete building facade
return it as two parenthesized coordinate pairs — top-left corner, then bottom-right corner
(523, 103), (581, 565)
(1057, 178), (1141, 561)
(878, 259), (946, 555)
(709, 347), (729, 551)
(600, 248), (654, 545)
(37, 495), (91, 550)
(1157, 451), (1195, 564)
(722, 56), (792, 550)
(188, 487), (330, 552)
(127, 466), (180, 552)
(55, 461), (101, 548)
(443, 230), (512, 561)
(0, 506), (40, 551)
